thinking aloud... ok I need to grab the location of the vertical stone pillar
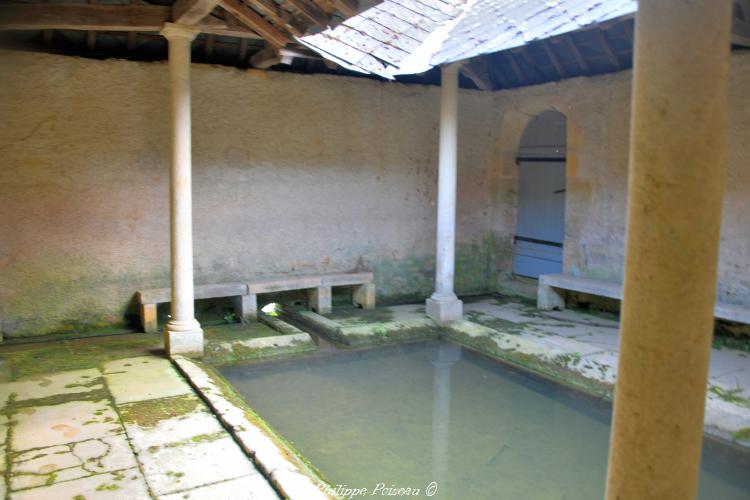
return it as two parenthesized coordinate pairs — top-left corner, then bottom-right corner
(605, 2), (732, 499)
(426, 63), (463, 323)
(161, 23), (203, 357)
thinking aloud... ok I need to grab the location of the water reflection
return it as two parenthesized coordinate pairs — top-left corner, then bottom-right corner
(431, 343), (460, 488)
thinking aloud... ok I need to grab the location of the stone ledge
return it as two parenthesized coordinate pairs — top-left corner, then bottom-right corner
(171, 356), (331, 500)
(282, 307), (440, 346)
(205, 317), (317, 365)
(445, 319), (750, 447)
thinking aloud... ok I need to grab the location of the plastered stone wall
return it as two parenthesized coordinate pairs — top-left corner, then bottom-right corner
(489, 50), (750, 307)
(1, 50), (748, 337)
(0, 52), (495, 337)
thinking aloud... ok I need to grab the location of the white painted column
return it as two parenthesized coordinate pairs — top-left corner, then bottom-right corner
(605, 1), (732, 499)
(427, 63), (463, 323)
(161, 23), (203, 357)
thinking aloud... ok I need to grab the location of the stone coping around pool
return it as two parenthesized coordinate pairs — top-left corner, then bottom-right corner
(172, 355), (333, 500)
(280, 305), (442, 346)
(204, 315), (317, 366)
(444, 319), (750, 448)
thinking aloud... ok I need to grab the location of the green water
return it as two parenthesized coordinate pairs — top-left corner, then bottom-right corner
(220, 341), (750, 499)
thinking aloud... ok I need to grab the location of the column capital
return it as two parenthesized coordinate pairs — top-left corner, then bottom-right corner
(161, 22), (200, 42)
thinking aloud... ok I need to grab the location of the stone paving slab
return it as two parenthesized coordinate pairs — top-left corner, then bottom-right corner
(102, 356), (192, 404)
(11, 469), (150, 500)
(0, 368), (103, 405)
(158, 474), (279, 500)
(0, 349), (282, 499)
(121, 400), (223, 452)
(12, 400), (121, 450)
(137, 436), (262, 495)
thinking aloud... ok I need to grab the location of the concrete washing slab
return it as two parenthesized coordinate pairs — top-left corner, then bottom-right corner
(0, 347), (282, 499)
(448, 297), (750, 444)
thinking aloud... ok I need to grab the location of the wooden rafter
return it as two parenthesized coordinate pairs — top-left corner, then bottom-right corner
(541, 39), (564, 78)
(201, 13), (264, 39)
(505, 52), (525, 83)
(460, 60), (493, 90)
(594, 29), (619, 68)
(517, 48), (543, 81)
(249, 0), (304, 37)
(329, 0), (358, 18)
(250, 45), (281, 68)
(173, 0), (223, 25)
(565, 33), (590, 73)
(489, 56), (512, 88)
(220, 0), (290, 47)
(284, 0), (329, 28)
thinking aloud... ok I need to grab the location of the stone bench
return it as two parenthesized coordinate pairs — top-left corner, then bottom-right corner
(537, 273), (750, 325)
(137, 272), (375, 333)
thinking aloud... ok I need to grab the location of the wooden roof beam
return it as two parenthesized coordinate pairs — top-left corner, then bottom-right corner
(0, 4), (171, 31)
(565, 34), (590, 73)
(541, 39), (564, 78)
(330, 0), (358, 18)
(173, 0), (223, 25)
(284, 0), (329, 28)
(460, 60), (493, 90)
(249, 0), (305, 37)
(200, 14), (264, 39)
(594, 28), (620, 68)
(220, 0), (290, 47)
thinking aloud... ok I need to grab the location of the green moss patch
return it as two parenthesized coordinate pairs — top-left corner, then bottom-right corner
(205, 336), (316, 366)
(732, 427), (750, 443)
(325, 306), (396, 325)
(203, 322), (280, 343)
(0, 334), (160, 383)
(464, 311), (534, 335)
(446, 329), (613, 401)
(119, 394), (203, 428)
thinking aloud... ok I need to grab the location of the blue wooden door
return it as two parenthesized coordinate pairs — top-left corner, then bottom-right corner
(513, 159), (566, 278)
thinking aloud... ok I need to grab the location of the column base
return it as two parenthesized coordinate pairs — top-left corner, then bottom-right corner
(426, 295), (463, 323)
(164, 319), (204, 358)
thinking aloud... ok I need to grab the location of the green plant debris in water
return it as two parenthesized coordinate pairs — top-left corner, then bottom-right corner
(119, 394), (203, 428)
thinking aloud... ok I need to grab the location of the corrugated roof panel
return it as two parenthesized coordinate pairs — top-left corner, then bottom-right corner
(297, 0), (637, 77)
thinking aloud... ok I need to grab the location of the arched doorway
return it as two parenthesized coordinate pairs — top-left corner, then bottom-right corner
(513, 110), (567, 279)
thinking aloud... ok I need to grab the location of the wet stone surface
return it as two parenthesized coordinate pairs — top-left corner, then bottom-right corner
(0, 339), (279, 500)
